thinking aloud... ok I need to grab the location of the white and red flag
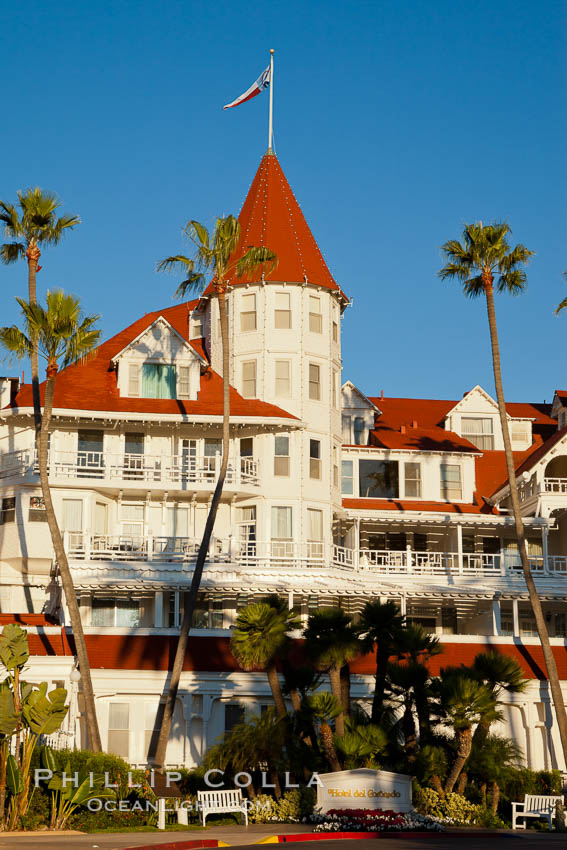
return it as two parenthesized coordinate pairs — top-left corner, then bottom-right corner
(223, 66), (271, 110)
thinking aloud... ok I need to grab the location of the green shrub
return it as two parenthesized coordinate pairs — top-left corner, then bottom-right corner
(414, 788), (483, 824)
(67, 808), (148, 831)
(19, 788), (51, 830)
(249, 788), (316, 823)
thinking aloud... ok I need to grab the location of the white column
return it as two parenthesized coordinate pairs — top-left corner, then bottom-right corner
(154, 591), (164, 628)
(174, 591), (180, 628)
(406, 542), (412, 573)
(400, 593), (407, 617)
(492, 596), (502, 636)
(542, 525), (549, 574)
(354, 517), (360, 571)
(457, 523), (463, 575)
(512, 597), (520, 637)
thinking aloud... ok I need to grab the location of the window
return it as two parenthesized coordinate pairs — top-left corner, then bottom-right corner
(307, 509), (323, 559)
(332, 321), (338, 343)
(309, 439), (321, 479)
(0, 497), (16, 524)
(511, 420), (531, 448)
(240, 437), (253, 457)
(275, 292), (291, 328)
(482, 537), (500, 554)
(308, 363), (321, 400)
(121, 503), (144, 539)
(309, 296), (322, 333)
(414, 533), (427, 551)
(341, 460), (354, 494)
(124, 433), (144, 478)
(441, 464), (462, 500)
(404, 462), (421, 498)
(62, 499), (83, 532)
(359, 459), (399, 498)
(166, 505), (189, 538)
(190, 313), (204, 339)
(141, 363), (176, 399)
(95, 502), (107, 535)
(342, 415), (351, 443)
(353, 417), (365, 445)
(242, 361), (256, 398)
(77, 430), (104, 477)
(275, 360), (291, 397)
(108, 703), (129, 759)
(92, 597), (140, 627)
(144, 702), (159, 758)
(271, 506), (292, 540)
(274, 435), (290, 476)
(240, 293), (256, 331)
(29, 496), (47, 522)
(461, 417), (494, 450)
(128, 363), (140, 397)
(177, 366), (190, 399)
(225, 704), (245, 732)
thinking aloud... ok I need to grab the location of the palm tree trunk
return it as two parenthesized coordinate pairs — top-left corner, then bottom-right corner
(340, 664), (351, 718)
(328, 666), (345, 737)
(444, 727), (472, 794)
(402, 701), (417, 763)
(371, 646), (389, 724)
(455, 771), (467, 795)
(484, 280), (567, 765)
(490, 781), (499, 815)
(154, 287), (231, 769)
(266, 662), (287, 718)
(26, 242), (42, 441)
(472, 719), (490, 749)
(319, 721), (341, 771)
(38, 374), (102, 752)
(289, 688), (301, 713)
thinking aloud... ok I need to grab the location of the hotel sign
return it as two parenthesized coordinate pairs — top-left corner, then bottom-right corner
(317, 768), (412, 814)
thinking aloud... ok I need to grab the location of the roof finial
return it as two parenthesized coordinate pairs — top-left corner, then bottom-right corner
(267, 49), (275, 154)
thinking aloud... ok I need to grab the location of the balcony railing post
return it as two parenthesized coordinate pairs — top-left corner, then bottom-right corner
(406, 543), (412, 574)
(147, 535), (153, 562)
(84, 532), (91, 562)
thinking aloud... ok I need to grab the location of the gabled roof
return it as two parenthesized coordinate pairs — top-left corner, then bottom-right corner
(342, 381), (381, 412)
(202, 152), (346, 299)
(110, 315), (207, 365)
(5, 302), (298, 421)
(513, 425), (567, 479)
(444, 384), (501, 417)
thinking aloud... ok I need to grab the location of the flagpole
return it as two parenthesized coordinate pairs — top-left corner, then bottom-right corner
(268, 48), (275, 151)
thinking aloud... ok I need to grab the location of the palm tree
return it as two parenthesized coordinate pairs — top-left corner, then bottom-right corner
(435, 668), (496, 794)
(356, 600), (405, 725)
(393, 623), (443, 742)
(471, 651), (527, 746)
(387, 660), (429, 763)
(303, 608), (360, 737)
(154, 216), (276, 769)
(306, 692), (342, 771)
(0, 291), (101, 751)
(335, 723), (387, 770)
(439, 222), (567, 765)
(467, 734), (522, 814)
(0, 189), (79, 437)
(555, 272), (567, 315)
(230, 599), (299, 718)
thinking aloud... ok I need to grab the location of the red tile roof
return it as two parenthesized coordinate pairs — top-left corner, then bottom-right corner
(370, 425), (478, 454)
(7, 302), (297, 421)
(202, 152), (345, 298)
(369, 395), (556, 429)
(343, 497), (498, 515)
(513, 425), (567, 479)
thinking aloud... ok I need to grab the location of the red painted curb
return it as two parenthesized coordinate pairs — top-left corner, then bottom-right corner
(124, 840), (220, 850)
(279, 831), (500, 841)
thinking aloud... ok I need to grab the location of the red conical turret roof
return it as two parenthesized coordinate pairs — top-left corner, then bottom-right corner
(203, 152), (346, 298)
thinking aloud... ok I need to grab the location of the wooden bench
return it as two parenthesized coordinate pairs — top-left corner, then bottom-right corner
(512, 794), (563, 830)
(197, 789), (249, 826)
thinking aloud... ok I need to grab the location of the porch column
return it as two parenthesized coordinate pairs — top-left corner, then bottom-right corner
(512, 597), (520, 637)
(457, 523), (463, 575)
(154, 591), (164, 628)
(542, 525), (549, 575)
(400, 593), (407, 617)
(406, 542), (413, 573)
(174, 591), (181, 628)
(491, 594), (502, 636)
(354, 517), (360, 571)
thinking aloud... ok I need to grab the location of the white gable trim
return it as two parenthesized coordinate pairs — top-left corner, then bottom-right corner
(110, 316), (207, 366)
(446, 384), (508, 418)
(341, 381), (381, 414)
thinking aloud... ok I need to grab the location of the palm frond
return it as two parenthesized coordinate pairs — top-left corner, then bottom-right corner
(0, 325), (32, 359)
(0, 242), (25, 264)
(174, 273), (206, 299)
(185, 220), (210, 249)
(497, 269), (527, 295)
(0, 202), (22, 237)
(438, 261), (471, 282)
(236, 246), (278, 279)
(462, 274), (486, 298)
(498, 243), (535, 273)
(156, 255), (195, 274)
(556, 296), (567, 316)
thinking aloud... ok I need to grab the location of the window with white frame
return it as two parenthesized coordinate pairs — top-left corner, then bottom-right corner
(92, 597), (141, 627)
(341, 460), (354, 494)
(461, 417), (494, 450)
(440, 464), (462, 500)
(166, 504), (189, 538)
(307, 509), (324, 557)
(404, 462), (421, 498)
(121, 503), (144, 539)
(242, 361), (257, 397)
(342, 415), (351, 443)
(332, 320), (338, 343)
(309, 439), (321, 479)
(271, 506), (292, 541)
(309, 295), (322, 333)
(511, 420), (531, 448)
(274, 435), (290, 476)
(308, 363), (321, 400)
(240, 293), (256, 332)
(274, 292), (291, 328)
(177, 365), (190, 399)
(62, 499), (83, 532)
(108, 702), (130, 759)
(128, 363), (141, 397)
(0, 497), (16, 524)
(275, 360), (291, 397)
(190, 313), (204, 339)
(353, 417), (365, 445)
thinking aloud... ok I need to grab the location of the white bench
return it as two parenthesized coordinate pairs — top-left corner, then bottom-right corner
(197, 789), (249, 826)
(512, 794), (563, 830)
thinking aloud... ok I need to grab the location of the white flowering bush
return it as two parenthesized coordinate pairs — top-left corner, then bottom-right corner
(309, 807), (444, 832)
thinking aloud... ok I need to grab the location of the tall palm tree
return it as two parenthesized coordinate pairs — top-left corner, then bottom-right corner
(230, 599), (300, 718)
(435, 668), (496, 794)
(154, 215), (276, 769)
(439, 222), (567, 765)
(306, 692), (342, 771)
(0, 189), (79, 437)
(555, 272), (567, 315)
(387, 660), (429, 763)
(0, 291), (101, 751)
(393, 623), (443, 742)
(303, 608), (360, 736)
(471, 651), (527, 746)
(356, 600), (405, 725)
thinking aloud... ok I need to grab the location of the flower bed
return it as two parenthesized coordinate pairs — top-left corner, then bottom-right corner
(309, 807), (444, 832)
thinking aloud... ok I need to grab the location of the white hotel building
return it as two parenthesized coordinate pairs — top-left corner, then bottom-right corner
(1, 151), (567, 771)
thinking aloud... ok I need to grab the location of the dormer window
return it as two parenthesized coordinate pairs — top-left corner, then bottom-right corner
(461, 417), (494, 450)
(142, 364), (176, 399)
(190, 314), (204, 339)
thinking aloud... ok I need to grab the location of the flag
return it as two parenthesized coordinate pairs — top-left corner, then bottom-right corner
(223, 66), (270, 110)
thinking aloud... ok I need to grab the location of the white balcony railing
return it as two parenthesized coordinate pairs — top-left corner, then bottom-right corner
(63, 534), (567, 577)
(0, 449), (260, 487)
(544, 478), (567, 495)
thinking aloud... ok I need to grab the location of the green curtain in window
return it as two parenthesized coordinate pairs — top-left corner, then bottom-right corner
(142, 364), (176, 399)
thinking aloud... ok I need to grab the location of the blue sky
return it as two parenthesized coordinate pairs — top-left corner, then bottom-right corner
(1, 0), (565, 403)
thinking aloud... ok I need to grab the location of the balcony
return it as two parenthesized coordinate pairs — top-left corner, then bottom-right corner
(359, 549), (567, 576)
(0, 449), (260, 488)
(544, 478), (567, 495)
